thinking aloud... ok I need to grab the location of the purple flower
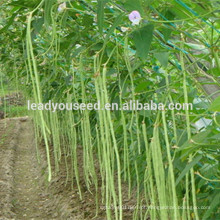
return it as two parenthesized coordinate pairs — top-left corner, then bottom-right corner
(129, 11), (141, 25)
(58, 2), (66, 12)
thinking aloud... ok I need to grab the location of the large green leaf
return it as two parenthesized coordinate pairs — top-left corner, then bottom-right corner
(209, 96), (220, 112)
(123, 0), (143, 13)
(202, 192), (220, 220)
(0, 11), (19, 34)
(97, 0), (106, 34)
(135, 81), (151, 93)
(8, 0), (41, 8)
(161, 27), (172, 41)
(104, 13), (125, 43)
(177, 130), (212, 160)
(175, 155), (202, 186)
(154, 52), (169, 67)
(132, 24), (154, 59)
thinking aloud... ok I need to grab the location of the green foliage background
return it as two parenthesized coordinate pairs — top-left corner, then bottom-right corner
(0, 0), (220, 219)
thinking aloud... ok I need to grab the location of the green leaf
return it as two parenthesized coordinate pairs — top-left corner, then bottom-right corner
(154, 52), (169, 67)
(207, 67), (219, 77)
(139, 109), (151, 118)
(177, 130), (212, 159)
(123, 0), (143, 13)
(32, 17), (44, 34)
(97, 0), (105, 34)
(91, 42), (103, 51)
(104, 13), (125, 43)
(135, 81), (151, 93)
(82, 14), (93, 27)
(132, 24), (154, 59)
(8, 0), (41, 8)
(202, 192), (220, 220)
(209, 96), (220, 112)
(177, 130), (212, 152)
(0, 13), (18, 34)
(161, 27), (172, 41)
(175, 155), (202, 186)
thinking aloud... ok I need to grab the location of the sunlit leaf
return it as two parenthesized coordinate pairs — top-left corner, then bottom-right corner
(209, 96), (220, 112)
(132, 24), (154, 59)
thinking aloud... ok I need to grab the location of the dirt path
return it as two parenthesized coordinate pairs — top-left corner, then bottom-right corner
(0, 117), (59, 219)
(11, 118), (57, 219)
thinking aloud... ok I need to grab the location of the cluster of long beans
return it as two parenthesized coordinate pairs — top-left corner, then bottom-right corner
(22, 1), (210, 220)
